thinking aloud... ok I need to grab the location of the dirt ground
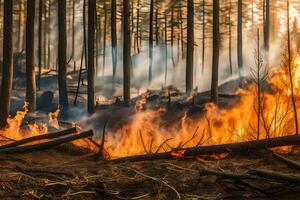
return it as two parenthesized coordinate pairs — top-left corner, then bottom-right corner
(0, 145), (300, 200)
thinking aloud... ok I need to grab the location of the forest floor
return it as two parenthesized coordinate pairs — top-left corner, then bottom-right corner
(0, 145), (300, 200)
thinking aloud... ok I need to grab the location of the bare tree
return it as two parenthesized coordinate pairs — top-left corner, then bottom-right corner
(123, 0), (131, 106)
(211, 0), (220, 103)
(58, 0), (69, 108)
(237, 0), (243, 79)
(186, 0), (194, 95)
(0, 0), (13, 128)
(149, 0), (154, 83)
(26, 0), (36, 112)
(111, 0), (117, 82)
(87, 0), (96, 114)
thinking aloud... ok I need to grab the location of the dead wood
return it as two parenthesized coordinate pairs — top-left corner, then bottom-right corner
(200, 168), (256, 180)
(273, 153), (300, 171)
(0, 130), (93, 154)
(112, 134), (300, 163)
(0, 127), (77, 150)
(248, 169), (300, 183)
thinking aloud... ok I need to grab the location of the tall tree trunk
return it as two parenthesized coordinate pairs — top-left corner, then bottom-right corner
(72, 0), (75, 62)
(287, 0), (299, 134)
(164, 13), (168, 85)
(201, 0), (205, 74)
(88, 0), (96, 114)
(111, 0), (117, 81)
(228, 0), (233, 75)
(58, 0), (69, 108)
(26, 0), (36, 112)
(211, 0), (219, 103)
(149, 0), (154, 83)
(136, 0), (140, 53)
(38, 0), (43, 90)
(264, 0), (270, 65)
(186, 0), (194, 95)
(17, 0), (24, 52)
(237, 0), (243, 78)
(102, 4), (107, 75)
(0, 0), (13, 128)
(155, 9), (159, 46)
(123, 0), (131, 106)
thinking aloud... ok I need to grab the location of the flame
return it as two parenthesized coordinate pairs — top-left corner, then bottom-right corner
(102, 49), (300, 159)
(48, 107), (60, 129)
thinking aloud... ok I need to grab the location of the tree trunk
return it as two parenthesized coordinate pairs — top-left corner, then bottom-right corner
(17, 0), (24, 52)
(201, 0), (205, 74)
(0, 0), (13, 128)
(211, 0), (219, 103)
(111, 0), (117, 81)
(26, 0), (36, 112)
(136, 0), (140, 53)
(38, 0), (43, 90)
(237, 0), (243, 77)
(148, 0), (154, 83)
(102, 4), (107, 75)
(228, 0), (233, 75)
(264, 0), (270, 63)
(87, 0), (96, 114)
(123, 0), (131, 106)
(186, 0), (194, 95)
(58, 0), (69, 108)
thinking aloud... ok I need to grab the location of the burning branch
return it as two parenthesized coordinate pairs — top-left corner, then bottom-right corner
(0, 130), (93, 154)
(112, 134), (300, 163)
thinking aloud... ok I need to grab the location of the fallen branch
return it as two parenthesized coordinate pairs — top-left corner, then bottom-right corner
(200, 168), (256, 180)
(112, 134), (300, 162)
(0, 127), (77, 150)
(248, 169), (300, 183)
(0, 130), (93, 154)
(273, 153), (300, 171)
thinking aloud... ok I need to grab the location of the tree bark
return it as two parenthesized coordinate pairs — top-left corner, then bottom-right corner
(201, 0), (205, 74)
(186, 0), (194, 95)
(264, 0), (270, 51)
(87, 0), (96, 114)
(26, 0), (37, 112)
(123, 0), (131, 106)
(148, 0), (154, 83)
(111, 0), (117, 81)
(0, 0), (13, 128)
(211, 0), (219, 103)
(38, 0), (43, 90)
(58, 0), (69, 108)
(237, 0), (243, 77)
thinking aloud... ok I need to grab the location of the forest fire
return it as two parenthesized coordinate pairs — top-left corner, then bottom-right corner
(102, 52), (300, 158)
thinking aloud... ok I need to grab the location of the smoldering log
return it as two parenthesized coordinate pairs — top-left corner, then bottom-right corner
(248, 169), (300, 183)
(0, 130), (93, 154)
(0, 127), (77, 150)
(112, 134), (300, 162)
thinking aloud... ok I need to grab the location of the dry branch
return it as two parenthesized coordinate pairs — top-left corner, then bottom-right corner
(0, 130), (93, 154)
(0, 127), (77, 150)
(248, 169), (300, 183)
(112, 134), (300, 162)
(273, 153), (300, 171)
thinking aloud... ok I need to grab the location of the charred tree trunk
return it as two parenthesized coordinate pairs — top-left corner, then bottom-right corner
(237, 0), (243, 79)
(211, 0), (219, 103)
(26, 0), (36, 112)
(287, 0), (299, 134)
(87, 0), (96, 114)
(201, 0), (205, 73)
(111, 0), (117, 82)
(58, 0), (69, 108)
(38, 0), (43, 90)
(102, 4), (107, 75)
(186, 0), (194, 95)
(264, 0), (270, 51)
(155, 9), (159, 46)
(149, 0), (154, 83)
(0, 0), (13, 128)
(123, 0), (131, 106)
(228, 0), (233, 75)
(136, 0), (140, 53)
(17, 0), (24, 52)
(164, 13), (168, 85)
(72, 0), (75, 62)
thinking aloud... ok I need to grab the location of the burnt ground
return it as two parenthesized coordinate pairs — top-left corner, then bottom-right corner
(0, 145), (300, 200)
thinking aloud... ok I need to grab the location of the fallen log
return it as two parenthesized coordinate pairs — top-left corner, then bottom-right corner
(0, 127), (77, 150)
(0, 130), (93, 154)
(248, 169), (300, 183)
(273, 153), (300, 171)
(112, 134), (300, 163)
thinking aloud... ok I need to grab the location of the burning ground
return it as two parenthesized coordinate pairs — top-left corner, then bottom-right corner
(2, 52), (300, 199)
